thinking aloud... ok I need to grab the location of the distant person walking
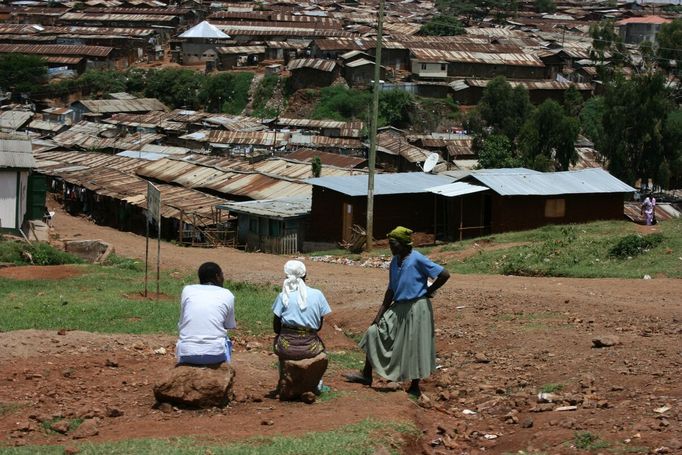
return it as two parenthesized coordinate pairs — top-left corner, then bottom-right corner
(176, 262), (236, 365)
(641, 196), (654, 226)
(345, 226), (450, 397)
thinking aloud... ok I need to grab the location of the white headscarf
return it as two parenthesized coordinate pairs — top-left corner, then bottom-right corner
(282, 260), (308, 310)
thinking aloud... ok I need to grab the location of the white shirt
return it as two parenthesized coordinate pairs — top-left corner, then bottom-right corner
(175, 284), (236, 358)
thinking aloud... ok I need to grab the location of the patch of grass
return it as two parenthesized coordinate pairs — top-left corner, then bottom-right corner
(0, 402), (25, 416)
(327, 350), (365, 371)
(252, 75), (280, 118)
(446, 219), (682, 278)
(572, 431), (610, 450)
(0, 419), (418, 454)
(40, 418), (83, 434)
(102, 253), (143, 271)
(0, 265), (277, 336)
(317, 389), (348, 403)
(0, 240), (82, 265)
(539, 383), (564, 393)
(608, 233), (664, 258)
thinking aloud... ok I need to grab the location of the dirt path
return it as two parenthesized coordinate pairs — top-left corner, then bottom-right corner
(1, 205), (680, 453)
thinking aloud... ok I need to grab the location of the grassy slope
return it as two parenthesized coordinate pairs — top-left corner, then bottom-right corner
(445, 219), (682, 278)
(0, 419), (418, 454)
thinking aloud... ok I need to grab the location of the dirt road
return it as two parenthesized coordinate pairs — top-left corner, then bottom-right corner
(1, 207), (680, 453)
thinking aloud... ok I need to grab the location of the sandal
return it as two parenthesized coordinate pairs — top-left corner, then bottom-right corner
(343, 372), (372, 386)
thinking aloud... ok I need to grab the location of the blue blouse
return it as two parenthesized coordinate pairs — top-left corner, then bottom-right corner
(272, 287), (331, 330)
(388, 250), (444, 302)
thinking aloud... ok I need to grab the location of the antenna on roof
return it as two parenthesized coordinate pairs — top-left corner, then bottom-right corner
(421, 153), (439, 173)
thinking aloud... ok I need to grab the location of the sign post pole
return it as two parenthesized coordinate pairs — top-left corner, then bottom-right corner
(146, 182), (161, 300)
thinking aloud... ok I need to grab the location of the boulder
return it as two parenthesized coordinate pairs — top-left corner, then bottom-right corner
(278, 353), (328, 401)
(153, 363), (235, 408)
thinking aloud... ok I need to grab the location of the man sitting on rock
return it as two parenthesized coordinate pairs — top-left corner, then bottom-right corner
(176, 262), (236, 366)
(272, 260), (331, 399)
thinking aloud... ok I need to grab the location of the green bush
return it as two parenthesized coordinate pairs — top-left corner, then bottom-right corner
(608, 233), (663, 258)
(252, 74), (280, 118)
(102, 253), (143, 271)
(0, 240), (82, 265)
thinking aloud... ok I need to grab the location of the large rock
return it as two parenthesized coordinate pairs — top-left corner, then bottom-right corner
(153, 363), (235, 408)
(278, 353), (328, 401)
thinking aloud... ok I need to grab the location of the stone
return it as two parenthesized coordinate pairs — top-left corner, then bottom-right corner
(474, 353), (490, 363)
(300, 392), (316, 404)
(105, 358), (119, 368)
(50, 420), (70, 434)
(521, 417), (534, 428)
(153, 363), (235, 408)
(71, 419), (99, 439)
(278, 353), (328, 401)
(106, 407), (124, 417)
(592, 336), (622, 348)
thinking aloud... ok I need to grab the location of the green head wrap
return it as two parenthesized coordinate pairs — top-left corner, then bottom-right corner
(387, 226), (413, 246)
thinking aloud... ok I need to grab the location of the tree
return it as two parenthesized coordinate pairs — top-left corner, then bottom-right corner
(477, 134), (521, 168)
(198, 72), (254, 114)
(436, 0), (513, 25)
(419, 15), (464, 36)
(535, 0), (555, 13)
(662, 109), (682, 188)
(378, 90), (414, 127)
(0, 54), (47, 93)
(78, 70), (127, 96)
(563, 86), (584, 117)
(579, 96), (605, 146)
(311, 156), (322, 178)
(656, 19), (682, 73)
(144, 68), (205, 109)
(518, 99), (579, 171)
(479, 76), (532, 142)
(599, 72), (672, 185)
(589, 20), (628, 80)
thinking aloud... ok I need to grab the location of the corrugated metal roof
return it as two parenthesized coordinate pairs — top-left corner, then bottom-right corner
(28, 119), (66, 132)
(289, 133), (363, 149)
(461, 79), (593, 91)
(78, 98), (168, 114)
(204, 115), (266, 131)
(286, 148), (366, 168)
(624, 202), (679, 223)
(617, 15), (671, 25)
(376, 131), (437, 164)
(0, 132), (34, 168)
(0, 110), (33, 130)
(426, 181), (489, 197)
(34, 154), (226, 224)
(345, 58), (374, 68)
(287, 58), (336, 72)
(0, 43), (112, 57)
(307, 172), (454, 197)
(216, 45), (265, 54)
(276, 117), (363, 130)
(411, 48), (544, 67)
(45, 56), (83, 64)
(179, 20), (230, 39)
(218, 196), (311, 219)
(216, 24), (351, 37)
(466, 168), (635, 196)
(59, 12), (177, 22)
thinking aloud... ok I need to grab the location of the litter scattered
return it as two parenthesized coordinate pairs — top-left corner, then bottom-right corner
(462, 409), (477, 415)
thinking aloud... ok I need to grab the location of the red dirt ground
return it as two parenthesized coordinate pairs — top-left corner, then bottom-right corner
(0, 265), (84, 281)
(0, 204), (681, 454)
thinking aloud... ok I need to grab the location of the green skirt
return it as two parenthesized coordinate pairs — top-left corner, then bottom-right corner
(359, 297), (436, 382)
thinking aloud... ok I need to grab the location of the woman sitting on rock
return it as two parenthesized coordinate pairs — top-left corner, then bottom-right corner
(272, 260), (331, 398)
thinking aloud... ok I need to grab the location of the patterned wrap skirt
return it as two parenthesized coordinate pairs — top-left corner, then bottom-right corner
(359, 297), (436, 382)
(274, 325), (326, 361)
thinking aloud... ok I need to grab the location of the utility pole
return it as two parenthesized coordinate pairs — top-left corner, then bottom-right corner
(366, 0), (384, 252)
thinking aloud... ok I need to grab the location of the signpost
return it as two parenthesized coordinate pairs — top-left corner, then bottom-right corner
(145, 182), (161, 299)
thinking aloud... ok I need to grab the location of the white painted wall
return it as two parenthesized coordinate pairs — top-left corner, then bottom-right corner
(0, 171), (18, 229)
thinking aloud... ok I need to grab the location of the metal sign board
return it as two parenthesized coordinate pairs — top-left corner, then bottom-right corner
(147, 181), (161, 223)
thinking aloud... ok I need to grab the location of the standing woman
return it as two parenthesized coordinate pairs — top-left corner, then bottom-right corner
(345, 226), (450, 397)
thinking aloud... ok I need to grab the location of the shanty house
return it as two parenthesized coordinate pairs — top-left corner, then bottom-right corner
(343, 59), (387, 87)
(0, 133), (40, 234)
(71, 98), (168, 122)
(616, 16), (672, 44)
(177, 21), (232, 65)
(287, 58), (338, 91)
(427, 168), (635, 241)
(306, 172), (454, 245)
(216, 45), (266, 69)
(218, 196), (310, 254)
